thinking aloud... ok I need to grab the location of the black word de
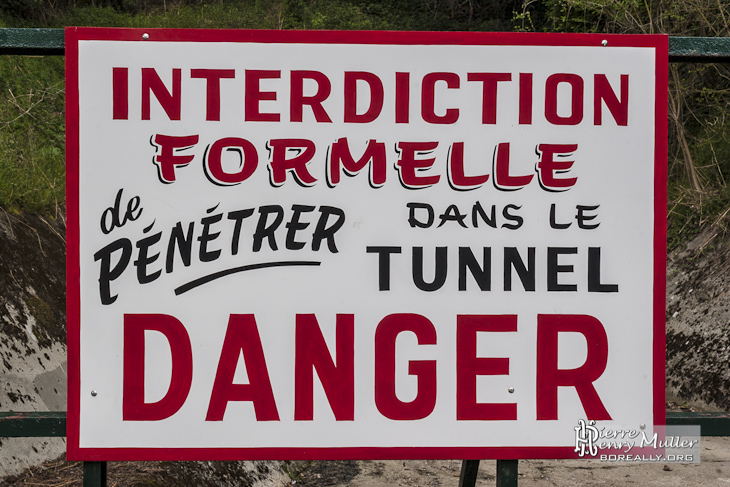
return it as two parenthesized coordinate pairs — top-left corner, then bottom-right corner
(100, 188), (142, 234)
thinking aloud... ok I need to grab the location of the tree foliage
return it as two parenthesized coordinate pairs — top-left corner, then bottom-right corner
(1, 0), (525, 30)
(517, 0), (730, 247)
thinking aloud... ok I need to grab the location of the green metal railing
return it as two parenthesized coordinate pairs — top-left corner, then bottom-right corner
(2, 27), (730, 487)
(3, 28), (730, 61)
(0, 28), (64, 55)
(3, 411), (730, 487)
(0, 411), (105, 487)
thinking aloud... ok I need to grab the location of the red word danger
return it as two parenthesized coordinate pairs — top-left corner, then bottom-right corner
(122, 313), (611, 423)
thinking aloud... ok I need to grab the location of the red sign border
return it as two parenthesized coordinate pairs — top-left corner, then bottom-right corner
(65, 26), (668, 461)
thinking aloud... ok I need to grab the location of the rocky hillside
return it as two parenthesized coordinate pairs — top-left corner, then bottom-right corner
(0, 212), (290, 485)
(0, 211), (66, 477)
(667, 228), (730, 411)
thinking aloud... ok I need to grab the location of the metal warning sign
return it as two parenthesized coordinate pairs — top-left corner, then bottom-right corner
(66, 27), (667, 460)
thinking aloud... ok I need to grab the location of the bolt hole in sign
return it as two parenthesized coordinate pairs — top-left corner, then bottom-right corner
(66, 27), (667, 461)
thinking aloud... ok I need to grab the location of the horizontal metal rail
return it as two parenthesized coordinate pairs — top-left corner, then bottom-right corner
(3, 410), (728, 487)
(0, 411), (66, 436)
(3, 411), (729, 437)
(0, 28), (729, 62)
(670, 36), (730, 62)
(0, 28), (64, 55)
(667, 411), (730, 435)
(0, 412), (104, 486)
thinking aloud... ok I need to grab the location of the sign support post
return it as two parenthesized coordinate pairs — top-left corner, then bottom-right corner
(458, 459), (480, 487)
(83, 461), (106, 487)
(496, 460), (518, 487)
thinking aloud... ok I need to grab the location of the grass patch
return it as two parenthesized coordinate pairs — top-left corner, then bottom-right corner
(0, 54), (64, 214)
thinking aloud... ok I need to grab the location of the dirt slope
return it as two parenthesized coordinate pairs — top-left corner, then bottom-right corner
(0, 211), (67, 477)
(666, 229), (730, 411)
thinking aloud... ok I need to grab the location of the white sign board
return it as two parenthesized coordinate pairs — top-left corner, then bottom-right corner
(66, 27), (667, 460)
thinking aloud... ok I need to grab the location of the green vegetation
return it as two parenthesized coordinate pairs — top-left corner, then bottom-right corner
(0, 54), (64, 214)
(517, 0), (730, 248)
(0, 0), (729, 250)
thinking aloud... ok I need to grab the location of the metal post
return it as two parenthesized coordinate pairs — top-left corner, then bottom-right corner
(458, 459), (480, 487)
(83, 461), (107, 487)
(496, 459), (518, 487)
